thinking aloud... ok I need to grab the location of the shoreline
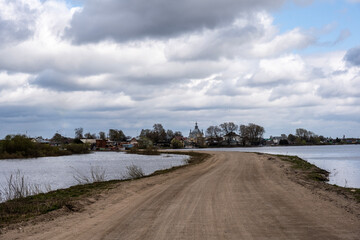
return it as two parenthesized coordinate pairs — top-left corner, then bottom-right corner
(1, 151), (359, 238)
(0, 151), (208, 229)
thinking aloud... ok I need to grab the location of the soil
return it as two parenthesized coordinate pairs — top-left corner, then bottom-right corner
(1, 152), (359, 239)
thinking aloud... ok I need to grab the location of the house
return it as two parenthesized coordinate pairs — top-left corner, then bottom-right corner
(129, 138), (139, 147)
(80, 139), (96, 144)
(223, 132), (241, 146)
(96, 139), (107, 149)
(31, 137), (50, 144)
(269, 134), (288, 145)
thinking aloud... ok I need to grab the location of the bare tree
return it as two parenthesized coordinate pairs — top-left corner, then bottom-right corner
(109, 129), (126, 141)
(99, 131), (106, 140)
(219, 122), (238, 135)
(74, 127), (83, 139)
(296, 128), (309, 141)
(84, 132), (96, 139)
(240, 123), (265, 146)
(206, 125), (222, 145)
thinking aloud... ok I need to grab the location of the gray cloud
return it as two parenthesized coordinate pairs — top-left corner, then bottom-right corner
(66, 0), (284, 43)
(344, 46), (360, 66)
(0, 1), (38, 46)
(0, 18), (32, 45)
(32, 70), (89, 91)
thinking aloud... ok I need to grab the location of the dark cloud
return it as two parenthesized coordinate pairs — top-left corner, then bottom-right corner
(66, 0), (284, 43)
(32, 70), (85, 91)
(0, 1), (37, 46)
(344, 46), (360, 66)
(0, 3), (35, 46)
(0, 18), (32, 45)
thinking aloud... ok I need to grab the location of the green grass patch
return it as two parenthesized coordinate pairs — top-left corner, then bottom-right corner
(275, 155), (329, 182)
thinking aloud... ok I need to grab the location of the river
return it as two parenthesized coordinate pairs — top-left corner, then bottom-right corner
(196, 145), (360, 188)
(0, 152), (189, 199)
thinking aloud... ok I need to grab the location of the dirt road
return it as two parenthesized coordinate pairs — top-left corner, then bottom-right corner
(2, 152), (360, 239)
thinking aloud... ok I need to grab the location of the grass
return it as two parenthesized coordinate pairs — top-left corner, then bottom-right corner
(275, 155), (329, 182)
(0, 151), (210, 228)
(274, 154), (360, 203)
(0, 180), (120, 227)
(123, 164), (145, 179)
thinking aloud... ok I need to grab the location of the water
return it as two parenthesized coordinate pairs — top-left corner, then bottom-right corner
(195, 145), (360, 188)
(0, 152), (189, 196)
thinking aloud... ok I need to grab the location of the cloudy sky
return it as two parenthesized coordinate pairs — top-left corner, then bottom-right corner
(0, 0), (359, 139)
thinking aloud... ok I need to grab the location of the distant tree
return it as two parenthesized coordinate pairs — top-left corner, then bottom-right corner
(296, 128), (309, 141)
(279, 139), (289, 145)
(84, 132), (96, 139)
(318, 135), (325, 142)
(239, 123), (265, 146)
(108, 129), (126, 141)
(239, 125), (248, 146)
(206, 125), (222, 146)
(149, 124), (166, 144)
(51, 133), (69, 144)
(99, 131), (106, 140)
(137, 136), (153, 149)
(171, 138), (184, 149)
(166, 129), (174, 141)
(174, 131), (183, 137)
(51, 133), (63, 143)
(295, 128), (321, 144)
(140, 124), (174, 146)
(287, 134), (296, 143)
(140, 129), (151, 138)
(219, 122), (238, 136)
(74, 128), (83, 139)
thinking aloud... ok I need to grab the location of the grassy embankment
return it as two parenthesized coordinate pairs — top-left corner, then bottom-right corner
(273, 154), (360, 203)
(0, 151), (210, 229)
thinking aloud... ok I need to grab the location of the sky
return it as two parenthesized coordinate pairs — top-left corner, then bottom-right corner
(0, 0), (359, 139)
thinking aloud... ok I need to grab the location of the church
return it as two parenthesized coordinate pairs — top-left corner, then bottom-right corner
(187, 122), (205, 147)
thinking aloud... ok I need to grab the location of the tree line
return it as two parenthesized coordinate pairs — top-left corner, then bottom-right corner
(0, 135), (90, 159)
(206, 122), (265, 146)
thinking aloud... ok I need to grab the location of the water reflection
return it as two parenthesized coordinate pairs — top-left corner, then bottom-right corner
(0, 152), (189, 195)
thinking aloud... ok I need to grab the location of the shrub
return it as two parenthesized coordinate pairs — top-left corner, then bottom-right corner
(72, 166), (107, 184)
(124, 164), (145, 179)
(0, 170), (47, 202)
(64, 143), (91, 154)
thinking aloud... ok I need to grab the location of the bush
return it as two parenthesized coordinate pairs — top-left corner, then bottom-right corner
(0, 135), (90, 159)
(72, 166), (107, 184)
(170, 138), (184, 149)
(0, 170), (48, 202)
(124, 164), (145, 179)
(64, 143), (90, 154)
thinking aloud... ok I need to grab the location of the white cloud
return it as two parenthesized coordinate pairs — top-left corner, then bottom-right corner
(165, 12), (315, 60)
(0, 0), (359, 138)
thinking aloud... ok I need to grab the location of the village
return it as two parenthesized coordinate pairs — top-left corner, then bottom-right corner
(28, 122), (360, 151)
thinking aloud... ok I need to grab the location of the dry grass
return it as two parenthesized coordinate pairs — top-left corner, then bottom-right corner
(0, 170), (50, 202)
(123, 164), (145, 179)
(72, 166), (107, 184)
